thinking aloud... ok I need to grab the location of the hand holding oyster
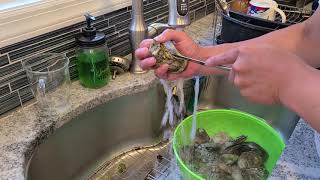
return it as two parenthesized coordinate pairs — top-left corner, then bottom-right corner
(149, 39), (188, 73)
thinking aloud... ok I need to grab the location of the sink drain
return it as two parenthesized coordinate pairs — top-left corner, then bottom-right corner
(87, 141), (182, 180)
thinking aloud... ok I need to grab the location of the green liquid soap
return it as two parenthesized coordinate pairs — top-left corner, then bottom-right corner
(77, 50), (111, 89)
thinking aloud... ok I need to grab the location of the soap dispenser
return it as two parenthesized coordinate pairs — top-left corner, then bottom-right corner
(75, 13), (111, 89)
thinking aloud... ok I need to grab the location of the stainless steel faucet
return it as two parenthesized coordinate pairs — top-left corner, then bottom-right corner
(129, 0), (190, 74)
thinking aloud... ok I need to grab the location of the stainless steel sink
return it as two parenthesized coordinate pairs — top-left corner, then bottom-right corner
(26, 84), (166, 180)
(26, 76), (299, 180)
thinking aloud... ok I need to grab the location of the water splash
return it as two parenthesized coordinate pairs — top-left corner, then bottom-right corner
(160, 79), (186, 128)
(177, 79), (185, 121)
(190, 76), (200, 141)
(158, 77), (200, 179)
(160, 79), (174, 127)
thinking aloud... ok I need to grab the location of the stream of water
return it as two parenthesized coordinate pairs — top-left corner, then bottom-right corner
(190, 76), (200, 141)
(160, 79), (174, 127)
(159, 76), (200, 140)
(157, 76), (201, 179)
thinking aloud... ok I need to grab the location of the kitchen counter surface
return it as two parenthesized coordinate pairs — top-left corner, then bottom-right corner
(0, 14), (320, 180)
(270, 120), (320, 179)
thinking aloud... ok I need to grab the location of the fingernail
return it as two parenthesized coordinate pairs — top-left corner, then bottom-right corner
(154, 35), (163, 42)
(139, 63), (145, 70)
(205, 58), (213, 66)
(163, 64), (169, 69)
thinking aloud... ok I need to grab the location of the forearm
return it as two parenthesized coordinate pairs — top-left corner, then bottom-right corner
(280, 65), (320, 131)
(247, 22), (320, 68)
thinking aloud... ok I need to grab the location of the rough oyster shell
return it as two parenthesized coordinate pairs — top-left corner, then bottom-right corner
(149, 40), (188, 73)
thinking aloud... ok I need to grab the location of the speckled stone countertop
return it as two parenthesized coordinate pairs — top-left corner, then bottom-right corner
(270, 120), (320, 179)
(1, 15), (320, 180)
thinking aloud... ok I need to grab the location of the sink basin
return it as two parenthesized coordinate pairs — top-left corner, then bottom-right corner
(26, 76), (299, 180)
(26, 84), (166, 180)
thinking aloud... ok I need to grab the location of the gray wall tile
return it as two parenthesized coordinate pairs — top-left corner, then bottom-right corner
(111, 41), (131, 56)
(195, 6), (207, 20)
(93, 19), (110, 30)
(144, 0), (167, 12)
(145, 6), (168, 20)
(0, 84), (10, 97)
(104, 7), (128, 19)
(206, 0), (214, 4)
(10, 76), (29, 91)
(191, 1), (205, 11)
(107, 33), (130, 48)
(0, 71), (26, 87)
(109, 12), (131, 26)
(0, 62), (22, 78)
(0, 22), (85, 54)
(0, 92), (21, 114)
(49, 41), (76, 53)
(69, 56), (77, 67)
(18, 86), (34, 104)
(69, 65), (79, 80)
(101, 26), (116, 35)
(0, 54), (9, 67)
(8, 30), (79, 61)
(206, 3), (215, 14)
(157, 16), (169, 24)
(115, 19), (131, 32)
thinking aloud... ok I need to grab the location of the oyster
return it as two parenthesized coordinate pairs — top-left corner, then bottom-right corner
(221, 154), (239, 165)
(211, 132), (232, 146)
(223, 142), (268, 161)
(149, 40), (188, 73)
(210, 171), (233, 180)
(231, 166), (244, 180)
(194, 128), (210, 144)
(217, 162), (233, 174)
(241, 167), (269, 180)
(222, 135), (247, 152)
(237, 151), (264, 169)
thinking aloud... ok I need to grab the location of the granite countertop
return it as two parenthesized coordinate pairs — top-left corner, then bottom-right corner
(1, 15), (320, 180)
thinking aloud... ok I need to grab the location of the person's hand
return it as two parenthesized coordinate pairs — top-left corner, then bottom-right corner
(205, 45), (311, 105)
(135, 29), (202, 80)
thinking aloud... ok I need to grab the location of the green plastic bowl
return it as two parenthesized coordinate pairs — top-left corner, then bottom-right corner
(173, 109), (285, 180)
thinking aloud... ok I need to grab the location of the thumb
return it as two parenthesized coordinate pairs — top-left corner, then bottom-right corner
(154, 29), (186, 44)
(205, 48), (239, 67)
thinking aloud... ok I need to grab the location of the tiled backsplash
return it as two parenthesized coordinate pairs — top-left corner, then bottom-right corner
(0, 0), (214, 116)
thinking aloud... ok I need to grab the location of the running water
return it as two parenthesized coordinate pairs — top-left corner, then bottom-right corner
(160, 79), (186, 141)
(190, 76), (200, 141)
(177, 80), (185, 120)
(160, 79), (174, 127)
(160, 76), (201, 145)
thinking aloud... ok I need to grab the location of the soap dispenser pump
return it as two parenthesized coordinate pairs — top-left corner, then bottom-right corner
(75, 13), (111, 89)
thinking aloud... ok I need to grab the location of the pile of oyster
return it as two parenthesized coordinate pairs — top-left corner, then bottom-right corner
(149, 40), (188, 73)
(180, 129), (269, 180)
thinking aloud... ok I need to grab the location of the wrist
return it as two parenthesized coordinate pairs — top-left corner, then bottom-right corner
(279, 63), (319, 112)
